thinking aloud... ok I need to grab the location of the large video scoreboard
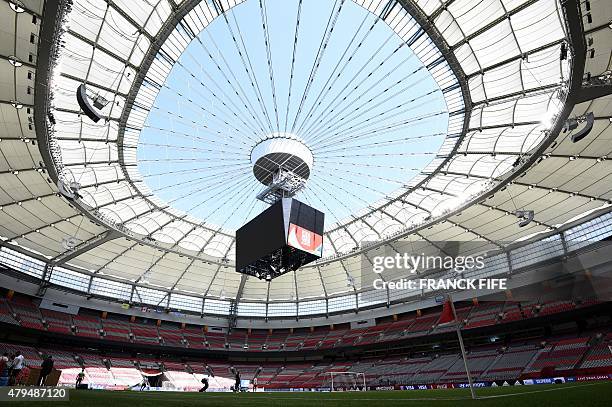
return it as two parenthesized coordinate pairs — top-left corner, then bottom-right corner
(236, 198), (324, 280)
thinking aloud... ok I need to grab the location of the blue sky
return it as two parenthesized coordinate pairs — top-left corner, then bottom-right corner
(137, 0), (448, 230)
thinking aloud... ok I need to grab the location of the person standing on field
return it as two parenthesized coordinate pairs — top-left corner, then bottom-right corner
(9, 352), (24, 385)
(38, 355), (53, 386)
(75, 368), (85, 388)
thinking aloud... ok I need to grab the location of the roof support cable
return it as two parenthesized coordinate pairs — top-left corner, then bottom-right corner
(159, 76), (262, 141)
(139, 125), (250, 154)
(216, 179), (261, 230)
(290, 0), (345, 133)
(148, 168), (251, 196)
(303, 29), (421, 142)
(188, 36), (269, 134)
(314, 166), (403, 193)
(300, 187), (342, 226)
(299, 10), (422, 139)
(177, 171), (254, 214)
(220, 5), (276, 133)
(315, 131), (446, 154)
(138, 127), (252, 152)
(192, 175), (256, 220)
(293, 5), (387, 136)
(309, 175), (372, 212)
(314, 163), (405, 185)
(140, 162), (246, 180)
(194, 25), (273, 135)
(309, 97), (444, 150)
(258, 0), (280, 131)
(306, 65), (432, 144)
(283, 0), (303, 132)
(315, 159), (422, 172)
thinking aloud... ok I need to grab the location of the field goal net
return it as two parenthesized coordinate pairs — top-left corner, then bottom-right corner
(325, 372), (366, 391)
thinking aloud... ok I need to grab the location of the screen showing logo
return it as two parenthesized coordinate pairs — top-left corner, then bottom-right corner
(287, 223), (323, 257)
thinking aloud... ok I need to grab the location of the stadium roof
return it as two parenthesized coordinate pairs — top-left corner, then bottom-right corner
(0, 0), (611, 310)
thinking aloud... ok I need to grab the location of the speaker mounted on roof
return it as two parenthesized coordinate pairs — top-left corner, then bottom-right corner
(76, 84), (108, 123)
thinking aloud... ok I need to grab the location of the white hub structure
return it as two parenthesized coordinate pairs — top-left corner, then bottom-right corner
(250, 133), (314, 204)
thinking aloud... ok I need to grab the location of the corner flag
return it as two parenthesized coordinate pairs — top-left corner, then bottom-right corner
(439, 295), (476, 400)
(438, 298), (456, 325)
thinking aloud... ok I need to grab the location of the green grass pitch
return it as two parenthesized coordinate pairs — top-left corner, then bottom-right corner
(9, 381), (612, 406)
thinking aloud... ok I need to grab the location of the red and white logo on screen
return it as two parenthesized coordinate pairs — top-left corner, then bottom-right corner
(287, 223), (323, 257)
